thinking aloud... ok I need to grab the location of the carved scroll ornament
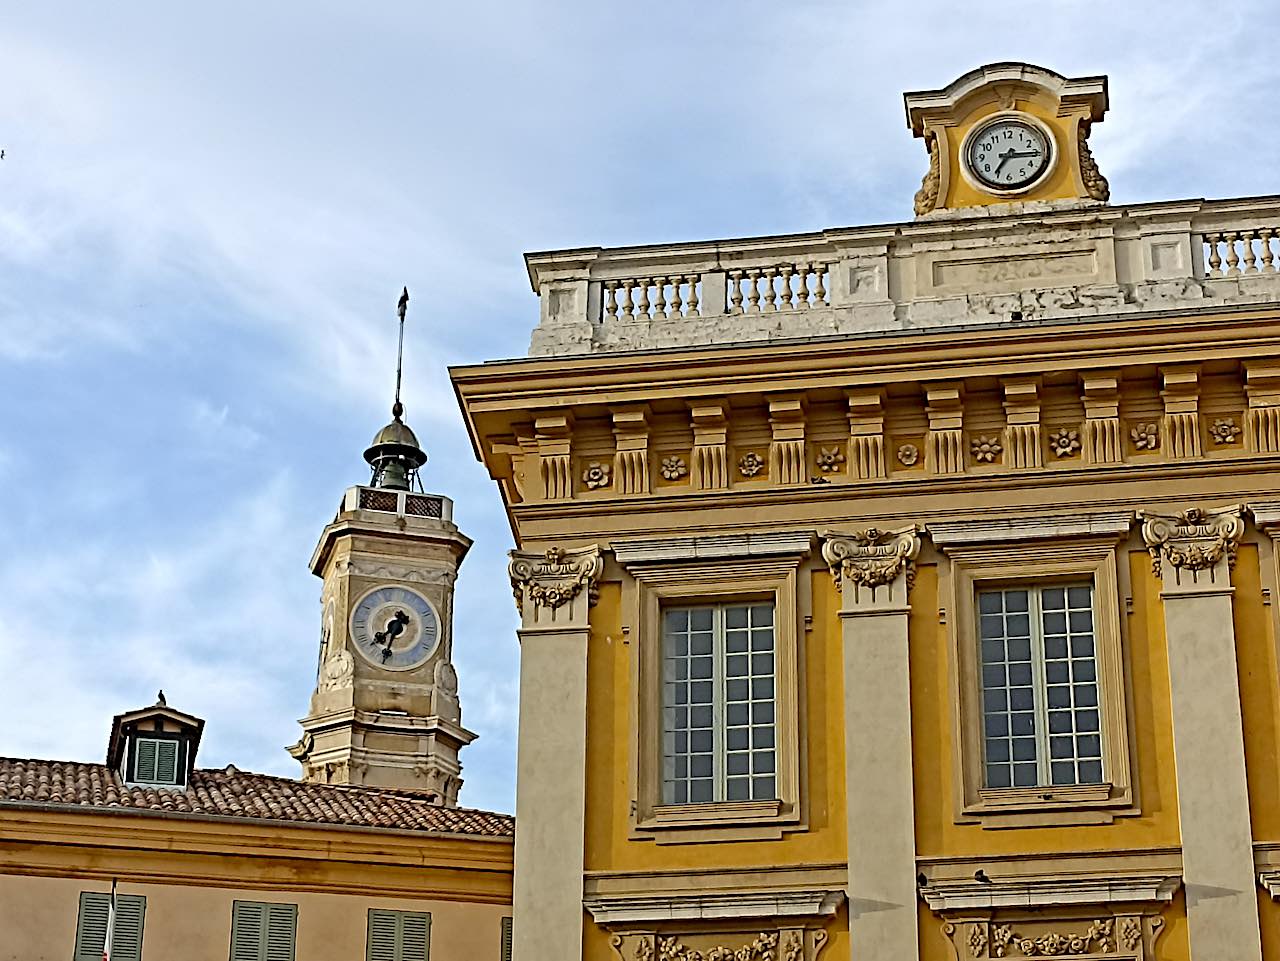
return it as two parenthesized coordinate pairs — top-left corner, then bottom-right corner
(1077, 120), (1110, 202)
(819, 526), (921, 589)
(508, 545), (603, 611)
(914, 130), (941, 216)
(1139, 506), (1244, 578)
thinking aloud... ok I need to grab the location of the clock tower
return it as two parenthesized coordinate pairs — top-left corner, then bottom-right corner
(288, 291), (476, 804)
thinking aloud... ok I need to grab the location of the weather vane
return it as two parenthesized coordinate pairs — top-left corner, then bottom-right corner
(393, 286), (409, 420)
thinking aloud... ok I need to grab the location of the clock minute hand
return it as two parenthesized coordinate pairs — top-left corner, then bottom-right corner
(993, 148), (1016, 175)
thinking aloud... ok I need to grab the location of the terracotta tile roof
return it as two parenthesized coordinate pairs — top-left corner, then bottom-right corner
(0, 757), (513, 839)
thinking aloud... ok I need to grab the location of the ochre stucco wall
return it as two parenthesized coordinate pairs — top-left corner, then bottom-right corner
(0, 873), (510, 961)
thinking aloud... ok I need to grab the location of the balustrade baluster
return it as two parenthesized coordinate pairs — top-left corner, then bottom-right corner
(670, 276), (684, 317)
(653, 277), (668, 319)
(1242, 231), (1260, 273)
(796, 264), (811, 309)
(687, 275), (701, 316)
(1225, 232), (1242, 276)
(729, 271), (744, 314)
(1262, 230), (1278, 273)
(763, 268), (779, 311)
(779, 265), (795, 309)
(636, 278), (651, 318)
(1206, 235), (1223, 277)
(604, 281), (619, 320)
(621, 280), (636, 319)
(747, 271), (762, 313)
(813, 264), (828, 305)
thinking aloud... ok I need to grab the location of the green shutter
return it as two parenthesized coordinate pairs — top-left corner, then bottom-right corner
(400, 913), (429, 961)
(154, 740), (179, 784)
(231, 901), (296, 961)
(367, 910), (430, 961)
(367, 910), (399, 961)
(263, 904), (297, 961)
(75, 892), (145, 961)
(500, 917), (512, 961)
(134, 740), (158, 782)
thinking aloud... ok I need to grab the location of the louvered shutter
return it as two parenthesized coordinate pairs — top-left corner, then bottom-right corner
(500, 917), (513, 961)
(73, 893), (110, 961)
(367, 910), (400, 961)
(399, 913), (429, 961)
(263, 904), (297, 961)
(134, 739), (158, 782)
(231, 902), (266, 961)
(111, 896), (146, 961)
(75, 893), (145, 961)
(154, 740), (179, 784)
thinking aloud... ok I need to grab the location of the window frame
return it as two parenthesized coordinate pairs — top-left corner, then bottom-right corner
(947, 538), (1135, 826)
(628, 557), (805, 843)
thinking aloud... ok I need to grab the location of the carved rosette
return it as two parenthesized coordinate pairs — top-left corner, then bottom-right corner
(1139, 506), (1244, 584)
(819, 527), (921, 594)
(508, 546), (604, 621)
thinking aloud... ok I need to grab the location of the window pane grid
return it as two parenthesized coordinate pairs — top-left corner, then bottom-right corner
(978, 584), (1103, 789)
(662, 603), (776, 804)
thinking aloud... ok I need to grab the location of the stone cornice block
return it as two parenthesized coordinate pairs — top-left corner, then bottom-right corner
(611, 531), (815, 567)
(928, 511), (1134, 548)
(919, 874), (1181, 912)
(583, 888), (845, 924)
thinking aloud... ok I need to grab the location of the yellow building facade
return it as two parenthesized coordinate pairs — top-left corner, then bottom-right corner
(453, 63), (1280, 961)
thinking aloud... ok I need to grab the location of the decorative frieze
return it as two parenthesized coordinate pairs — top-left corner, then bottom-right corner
(1245, 361), (1280, 453)
(689, 401), (729, 490)
(846, 389), (887, 479)
(609, 928), (829, 961)
(819, 527), (920, 592)
(534, 412), (575, 499)
(612, 406), (651, 495)
(926, 383), (966, 474)
(1002, 377), (1043, 469)
(1081, 371), (1123, 464)
(1139, 505), (1244, 586)
(508, 545), (603, 628)
(768, 395), (807, 485)
(1159, 365), (1202, 459)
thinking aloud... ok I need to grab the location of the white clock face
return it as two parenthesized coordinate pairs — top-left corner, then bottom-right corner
(350, 586), (440, 670)
(965, 117), (1052, 191)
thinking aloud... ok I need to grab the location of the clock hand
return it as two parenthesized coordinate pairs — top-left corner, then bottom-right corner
(993, 148), (1016, 175)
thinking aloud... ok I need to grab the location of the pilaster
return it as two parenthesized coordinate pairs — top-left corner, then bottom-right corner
(1081, 370), (1123, 464)
(1159, 365), (1202, 460)
(925, 382), (965, 475)
(689, 401), (730, 491)
(1002, 377), (1043, 470)
(508, 545), (603, 961)
(534, 412), (575, 500)
(768, 395), (808, 485)
(1138, 506), (1258, 961)
(612, 405), (652, 496)
(1245, 361), (1280, 454)
(846, 389), (887, 480)
(819, 526), (921, 961)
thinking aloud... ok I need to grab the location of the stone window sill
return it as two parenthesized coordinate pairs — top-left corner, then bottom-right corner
(634, 799), (796, 844)
(963, 783), (1135, 828)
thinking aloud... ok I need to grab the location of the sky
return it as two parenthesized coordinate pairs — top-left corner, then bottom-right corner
(2, 1), (1278, 816)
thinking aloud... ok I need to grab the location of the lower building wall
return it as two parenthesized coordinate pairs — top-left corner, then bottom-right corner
(0, 872), (510, 961)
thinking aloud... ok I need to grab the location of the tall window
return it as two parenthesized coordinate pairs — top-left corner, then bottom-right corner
(74, 892), (145, 961)
(661, 602), (776, 804)
(230, 901), (297, 961)
(978, 584), (1103, 789)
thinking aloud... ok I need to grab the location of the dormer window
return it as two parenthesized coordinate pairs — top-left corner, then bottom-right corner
(132, 736), (182, 787)
(106, 694), (204, 790)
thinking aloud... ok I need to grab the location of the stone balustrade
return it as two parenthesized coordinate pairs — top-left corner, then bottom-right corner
(525, 196), (1280, 357)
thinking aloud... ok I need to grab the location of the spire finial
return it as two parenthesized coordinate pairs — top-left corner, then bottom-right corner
(393, 287), (408, 420)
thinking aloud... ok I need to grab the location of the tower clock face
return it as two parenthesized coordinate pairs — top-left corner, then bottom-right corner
(350, 586), (440, 670)
(964, 116), (1053, 191)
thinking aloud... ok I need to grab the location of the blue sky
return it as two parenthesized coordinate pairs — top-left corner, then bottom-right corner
(2, 2), (1277, 815)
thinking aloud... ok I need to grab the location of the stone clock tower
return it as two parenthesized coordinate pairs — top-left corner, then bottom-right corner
(289, 293), (476, 805)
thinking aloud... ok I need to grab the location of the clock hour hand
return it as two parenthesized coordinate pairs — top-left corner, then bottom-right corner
(993, 148), (1016, 175)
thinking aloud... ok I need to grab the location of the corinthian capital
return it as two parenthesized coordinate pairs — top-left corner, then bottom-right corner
(821, 527), (920, 589)
(508, 544), (603, 629)
(1139, 505), (1244, 588)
